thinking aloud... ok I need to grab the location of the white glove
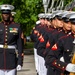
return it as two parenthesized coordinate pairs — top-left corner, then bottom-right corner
(66, 63), (75, 73)
(60, 57), (64, 62)
(16, 65), (22, 71)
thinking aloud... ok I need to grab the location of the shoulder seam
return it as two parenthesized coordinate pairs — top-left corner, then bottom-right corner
(59, 34), (70, 40)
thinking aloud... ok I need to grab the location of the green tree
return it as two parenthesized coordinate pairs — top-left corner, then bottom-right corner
(0, 0), (43, 36)
(0, 0), (73, 36)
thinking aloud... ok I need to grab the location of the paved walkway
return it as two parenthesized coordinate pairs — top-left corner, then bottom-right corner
(17, 55), (37, 75)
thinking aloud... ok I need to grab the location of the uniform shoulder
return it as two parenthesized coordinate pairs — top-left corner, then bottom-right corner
(11, 22), (20, 26)
(52, 29), (62, 35)
(59, 33), (71, 40)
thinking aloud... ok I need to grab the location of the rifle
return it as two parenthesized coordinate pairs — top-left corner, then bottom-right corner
(69, 38), (75, 75)
(60, 0), (64, 10)
(65, 0), (75, 11)
(48, 0), (55, 12)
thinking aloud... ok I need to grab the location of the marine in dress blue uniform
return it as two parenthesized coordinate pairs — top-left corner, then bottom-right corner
(0, 4), (23, 75)
(30, 13), (46, 75)
(45, 12), (75, 75)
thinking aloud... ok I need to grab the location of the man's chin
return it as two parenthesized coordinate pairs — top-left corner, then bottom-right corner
(4, 19), (9, 22)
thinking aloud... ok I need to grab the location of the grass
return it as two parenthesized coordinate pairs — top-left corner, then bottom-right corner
(24, 42), (34, 49)
(24, 42), (34, 55)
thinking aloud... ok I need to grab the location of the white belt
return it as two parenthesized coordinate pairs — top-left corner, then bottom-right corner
(0, 45), (16, 49)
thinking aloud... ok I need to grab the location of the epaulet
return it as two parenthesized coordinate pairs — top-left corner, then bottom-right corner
(52, 30), (59, 35)
(15, 22), (20, 25)
(11, 21), (15, 24)
(12, 22), (20, 26)
(59, 35), (68, 40)
(37, 25), (43, 28)
(46, 28), (53, 32)
(59, 33), (71, 40)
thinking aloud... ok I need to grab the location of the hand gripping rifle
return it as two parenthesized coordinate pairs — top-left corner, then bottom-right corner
(69, 38), (75, 75)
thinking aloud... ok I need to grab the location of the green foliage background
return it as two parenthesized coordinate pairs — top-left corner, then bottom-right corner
(0, 0), (73, 36)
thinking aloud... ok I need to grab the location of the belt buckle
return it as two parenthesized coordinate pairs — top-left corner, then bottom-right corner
(3, 45), (8, 49)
